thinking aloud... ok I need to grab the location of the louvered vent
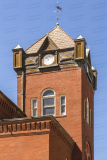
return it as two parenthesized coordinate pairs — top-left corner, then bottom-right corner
(74, 38), (86, 62)
(13, 51), (22, 69)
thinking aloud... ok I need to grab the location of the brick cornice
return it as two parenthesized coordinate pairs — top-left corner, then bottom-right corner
(0, 116), (75, 149)
(0, 118), (50, 132)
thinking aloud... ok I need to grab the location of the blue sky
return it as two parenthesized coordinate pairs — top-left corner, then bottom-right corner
(0, 0), (107, 159)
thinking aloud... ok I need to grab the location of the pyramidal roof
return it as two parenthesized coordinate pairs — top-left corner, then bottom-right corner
(25, 26), (75, 54)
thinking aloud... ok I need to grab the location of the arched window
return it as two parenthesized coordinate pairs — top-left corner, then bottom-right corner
(42, 89), (55, 116)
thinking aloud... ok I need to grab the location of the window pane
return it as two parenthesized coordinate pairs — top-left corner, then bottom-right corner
(33, 100), (37, 108)
(61, 106), (65, 115)
(33, 109), (37, 116)
(43, 98), (54, 107)
(61, 96), (65, 105)
(43, 90), (54, 97)
(43, 107), (54, 115)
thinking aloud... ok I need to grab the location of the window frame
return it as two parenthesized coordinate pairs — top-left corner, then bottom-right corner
(86, 98), (89, 124)
(41, 89), (55, 116)
(31, 98), (37, 117)
(59, 94), (66, 115)
(84, 99), (87, 119)
(84, 98), (90, 125)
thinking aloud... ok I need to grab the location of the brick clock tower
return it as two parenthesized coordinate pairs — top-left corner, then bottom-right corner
(12, 26), (97, 160)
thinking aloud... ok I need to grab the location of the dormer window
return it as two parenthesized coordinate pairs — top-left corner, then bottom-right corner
(42, 89), (55, 116)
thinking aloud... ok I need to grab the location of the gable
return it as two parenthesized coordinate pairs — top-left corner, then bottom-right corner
(38, 36), (59, 52)
(0, 90), (26, 119)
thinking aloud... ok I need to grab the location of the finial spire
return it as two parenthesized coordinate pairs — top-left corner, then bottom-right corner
(54, 1), (62, 26)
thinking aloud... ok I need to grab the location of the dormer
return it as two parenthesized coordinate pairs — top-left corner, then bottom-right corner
(86, 48), (93, 82)
(38, 35), (59, 52)
(91, 66), (97, 91)
(84, 47), (97, 90)
(86, 47), (91, 66)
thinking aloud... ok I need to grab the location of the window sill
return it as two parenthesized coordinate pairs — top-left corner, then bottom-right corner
(54, 115), (67, 118)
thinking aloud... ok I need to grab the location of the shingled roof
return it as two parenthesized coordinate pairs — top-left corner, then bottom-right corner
(25, 26), (75, 54)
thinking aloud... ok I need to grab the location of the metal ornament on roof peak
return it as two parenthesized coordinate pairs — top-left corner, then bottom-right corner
(77, 35), (83, 39)
(56, 1), (62, 11)
(54, 1), (62, 26)
(14, 44), (21, 49)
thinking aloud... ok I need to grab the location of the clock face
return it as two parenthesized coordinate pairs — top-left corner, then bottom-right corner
(43, 54), (54, 65)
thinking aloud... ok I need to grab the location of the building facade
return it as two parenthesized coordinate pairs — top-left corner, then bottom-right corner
(0, 25), (97, 160)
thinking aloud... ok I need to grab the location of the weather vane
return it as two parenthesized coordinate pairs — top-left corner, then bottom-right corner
(54, 1), (62, 26)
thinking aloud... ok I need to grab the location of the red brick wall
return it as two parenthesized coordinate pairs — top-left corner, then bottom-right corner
(17, 68), (82, 151)
(82, 69), (94, 160)
(72, 143), (82, 160)
(49, 129), (72, 160)
(0, 118), (75, 160)
(0, 133), (49, 160)
(17, 67), (94, 159)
